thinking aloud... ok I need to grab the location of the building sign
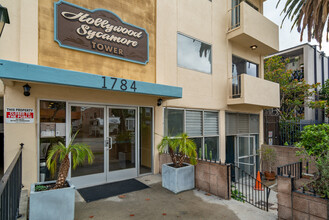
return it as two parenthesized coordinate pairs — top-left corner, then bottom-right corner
(6, 108), (34, 124)
(54, 1), (149, 65)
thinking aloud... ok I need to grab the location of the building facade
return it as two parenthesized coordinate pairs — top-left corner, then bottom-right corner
(267, 43), (329, 122)
(0, 0), (279, 189)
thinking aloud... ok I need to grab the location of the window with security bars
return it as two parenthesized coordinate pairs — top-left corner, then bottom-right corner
(164, 108), (219, 161)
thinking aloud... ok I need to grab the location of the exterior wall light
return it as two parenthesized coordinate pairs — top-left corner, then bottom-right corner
(0, 5), (10, 37)
(157, 98), (163, 106)
(250, 45), (257, 50)
(23, 84), (31, 96)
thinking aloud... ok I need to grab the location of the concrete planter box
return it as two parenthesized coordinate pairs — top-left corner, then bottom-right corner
(162, 163), (195, 194)
(29, 180), (75, 220)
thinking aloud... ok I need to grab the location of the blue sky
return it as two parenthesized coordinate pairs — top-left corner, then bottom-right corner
(264, 0), (329, 55)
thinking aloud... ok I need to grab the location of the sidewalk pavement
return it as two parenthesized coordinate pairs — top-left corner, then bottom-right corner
(74, 175), (277, 220)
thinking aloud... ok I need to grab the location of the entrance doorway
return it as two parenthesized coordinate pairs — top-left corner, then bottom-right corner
(69, 104), (137, 188)
(236, 135), (256, 177)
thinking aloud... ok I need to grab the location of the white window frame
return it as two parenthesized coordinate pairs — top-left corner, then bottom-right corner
(164, 107), (220, 161)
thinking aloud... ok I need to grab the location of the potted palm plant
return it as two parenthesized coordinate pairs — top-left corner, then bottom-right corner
(158, 133), (197, 193)
(29, 131), (94, 220)
(259, 146), (277, 181)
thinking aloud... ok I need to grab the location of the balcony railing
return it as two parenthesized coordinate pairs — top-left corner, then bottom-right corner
(229, 74), (241, 99)
(229, 3), (241, 31)
(227, 1), (279, 55)
(0, 144), (23, 220)
(228, 74), (280, 108)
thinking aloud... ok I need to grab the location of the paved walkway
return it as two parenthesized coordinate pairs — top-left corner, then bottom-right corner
(74, 175), (277, 220)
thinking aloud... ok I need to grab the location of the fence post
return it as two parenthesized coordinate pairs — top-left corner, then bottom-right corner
(299, 162), (303, 178)
(306, 161), (309, 174)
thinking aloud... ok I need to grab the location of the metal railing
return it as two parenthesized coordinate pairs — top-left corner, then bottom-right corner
(228, 3), (241, 31)
(228, 74), (242, 99)
(0, 144), (23, 220)
(228, 1), (259, 31)
(279, 120), (323, 146)
(277, 161), (303, 180)
(230, 164), (271, 211)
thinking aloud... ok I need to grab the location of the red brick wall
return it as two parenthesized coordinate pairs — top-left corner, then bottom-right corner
(159, 154), (231, 200)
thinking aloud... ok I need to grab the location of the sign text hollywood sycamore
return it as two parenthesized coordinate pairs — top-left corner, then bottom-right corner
(55, 1), (149, 64)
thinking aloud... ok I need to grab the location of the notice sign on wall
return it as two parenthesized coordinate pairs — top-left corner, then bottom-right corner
(6, 108), (34, 124)
(54, 1), (149, 65)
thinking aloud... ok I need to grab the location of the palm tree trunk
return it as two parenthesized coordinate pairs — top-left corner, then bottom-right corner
(168, 147), (177, 167)
(178, 153), (185, 167)
(54, 155), (70, 189)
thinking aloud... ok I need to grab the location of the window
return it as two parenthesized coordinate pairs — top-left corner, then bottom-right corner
(177, 33), (212, 74)
(39, 100), (66, 182)
(232, 55), (258, 78)
(164, 108), (219, 161)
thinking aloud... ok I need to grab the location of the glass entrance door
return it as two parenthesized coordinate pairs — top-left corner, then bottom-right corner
(236, 136), (256, 177)
(106, 107), (137, 182)
(69, 105), (107, 187)
(69, 104), (138, 188)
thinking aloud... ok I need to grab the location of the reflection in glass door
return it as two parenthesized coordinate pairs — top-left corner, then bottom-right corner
(236, 136), (256, 177)
(70, 105), (106, 187)
(107, 107), (137, 181)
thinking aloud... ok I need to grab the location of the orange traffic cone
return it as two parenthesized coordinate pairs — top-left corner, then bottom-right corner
(254, 171), (264, 191)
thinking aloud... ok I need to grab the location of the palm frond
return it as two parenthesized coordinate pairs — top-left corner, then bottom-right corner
(46, 130), (94, 182)
(279, 0), (329, 48)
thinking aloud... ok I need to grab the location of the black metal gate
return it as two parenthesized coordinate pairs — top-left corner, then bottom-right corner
(230, 164), (271, 211)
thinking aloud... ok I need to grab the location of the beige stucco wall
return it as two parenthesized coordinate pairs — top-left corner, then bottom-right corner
(227, 1), (279, 56)
(0, 0), (38, 64)
(157, 0), (278, 164)
(0, 0), (279, 187)
(4, 82), (158, 189)
(38, 0), (156, 83)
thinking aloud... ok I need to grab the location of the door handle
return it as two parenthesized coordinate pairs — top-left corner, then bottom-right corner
(109, 137), (113, 150)
(105, 138), (110, 150)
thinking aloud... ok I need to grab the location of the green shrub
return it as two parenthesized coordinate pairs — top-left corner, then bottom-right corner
(297, 124), (329, 198)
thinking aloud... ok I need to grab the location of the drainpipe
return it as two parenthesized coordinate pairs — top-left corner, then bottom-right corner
(313, 45), (318, 121)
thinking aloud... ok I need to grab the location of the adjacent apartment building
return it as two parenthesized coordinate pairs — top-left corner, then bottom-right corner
(0, 0), (279, 189)
(267, 43), (329, 123)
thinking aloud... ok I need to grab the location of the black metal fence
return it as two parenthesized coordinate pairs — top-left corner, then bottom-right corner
(277, 161), (303, 180)
(264, 114), (324, 146)
(279, 120), (323, 146)
(230, 164), (271, 211)
(0, 144), (23, 220)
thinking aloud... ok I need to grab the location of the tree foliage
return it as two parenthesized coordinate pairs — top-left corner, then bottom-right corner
(296, 124), (329, 198)
(157, 133), (197, 167)
(265, 56), (319, 121)
(309, 78), (329, 117)
(278, 0), (329, 48)
(47, 130), (94, 189)
(296, 124), (329, 159)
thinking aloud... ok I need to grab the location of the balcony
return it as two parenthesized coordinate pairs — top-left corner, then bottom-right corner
(227, 2), (279, 56)
(228, 74), (280, 108)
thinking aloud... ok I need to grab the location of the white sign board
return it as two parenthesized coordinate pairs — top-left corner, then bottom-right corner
(268, 138), (273, 145)
(268, 131), (273, 138)
(6, 108), (34, 124)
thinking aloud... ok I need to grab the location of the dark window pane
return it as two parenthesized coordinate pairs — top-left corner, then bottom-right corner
(205, 137), (218, 161)
(232, 55), (258, 77)
(140, 107), (153, 174)
(178, 33), (212, 74)
(39, 101), (66, 182)
(164, 109), (184, 136)
(190, 138), (202, 159)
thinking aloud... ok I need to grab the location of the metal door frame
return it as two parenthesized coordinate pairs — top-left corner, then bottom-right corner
(105, 106), (138, 183)
(235, 135), (256, 177)
(68, 103), (107, 188)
